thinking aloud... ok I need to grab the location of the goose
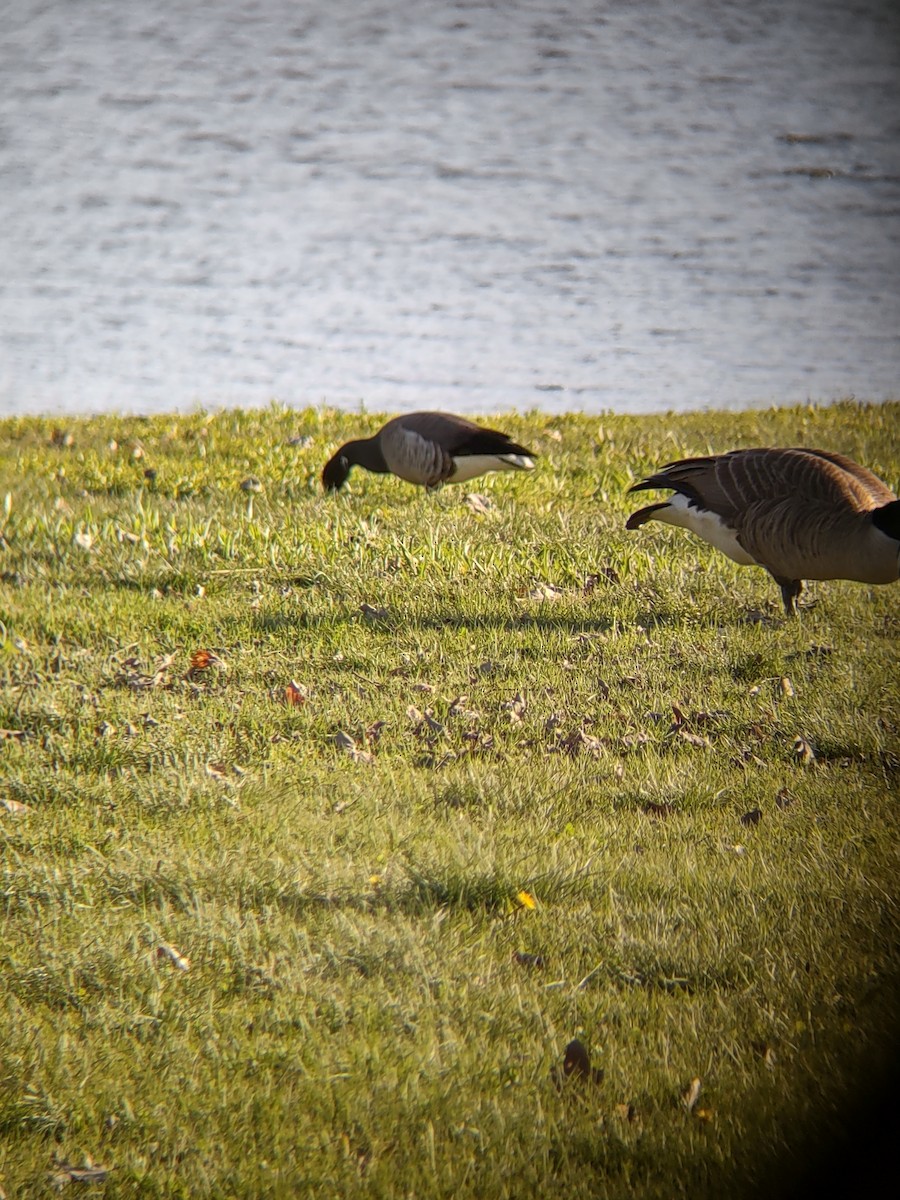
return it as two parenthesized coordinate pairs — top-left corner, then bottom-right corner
(625, 447), (900, 614)
(321, 411), (536, 492)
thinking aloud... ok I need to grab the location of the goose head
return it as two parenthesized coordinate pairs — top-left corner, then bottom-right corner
(321, 451), (352, 491)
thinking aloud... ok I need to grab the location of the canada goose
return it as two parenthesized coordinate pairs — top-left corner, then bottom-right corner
(626, 447), (900, 614)
(321, 411), (536, 492)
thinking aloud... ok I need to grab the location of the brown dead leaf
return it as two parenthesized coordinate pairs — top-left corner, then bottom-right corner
(360, 602), (390, 622)
(284, 680), (308, 706)
(0, 729), (26, 742)
(464, 492), (492, 515)
(793, 736), (816, 765)
(334, 730), (374, 763)
(557, 728), (604, 757)
(524, 582), (564, 602)
(614, 1102), (638, 1123)
(190, 648), (227, 672)
(423, 710), (446, 735)
(740, 808), (763, 827)
(156, 943), (191, 971)
(1, 797), (31, 817)
(50, 1160), (111, 1187)
(583, 566), (620, 592)
(775, 787), (794, 809)
(679, 730), (710, 748)
(670, 703), (687, 727)
(643, 801), (674, 819)
(682, 1076), (702, 1112)
(365, 720), (386, 745)
(514, 951), (545, 970)
(503, 692), (527, 722)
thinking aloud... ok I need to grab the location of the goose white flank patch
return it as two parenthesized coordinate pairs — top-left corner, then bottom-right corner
(625, 447), (900, 614)
(321, 412), (536, 492)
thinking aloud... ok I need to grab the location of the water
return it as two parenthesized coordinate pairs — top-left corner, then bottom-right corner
(2, 0), (899, 417)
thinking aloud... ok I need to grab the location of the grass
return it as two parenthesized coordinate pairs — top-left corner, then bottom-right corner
(0, 399), (898, 1197)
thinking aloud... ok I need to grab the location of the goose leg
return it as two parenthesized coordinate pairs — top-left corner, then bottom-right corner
(772, 576), (803, 616)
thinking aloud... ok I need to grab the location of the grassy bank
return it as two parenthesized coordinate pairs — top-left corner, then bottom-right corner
(1, 400), (898, 1198)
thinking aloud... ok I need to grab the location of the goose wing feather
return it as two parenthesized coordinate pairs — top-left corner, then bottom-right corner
(637, 448), (893, 517)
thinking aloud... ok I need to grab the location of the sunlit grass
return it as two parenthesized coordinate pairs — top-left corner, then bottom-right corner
(0, 400), (898, 1197)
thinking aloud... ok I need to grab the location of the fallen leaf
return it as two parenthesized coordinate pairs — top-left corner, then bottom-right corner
(614, 1102), (638, 1123)
(156, 943), (191, 971)
(793, 736), (816, 765)
(679, 730), (711, 748)
(775, 787), (794, 809)
(1, 797), (31, 816)
(464, 492), (492, 514)
(644, 801), (674, 819)
(0, 729), (27, 742)
(682, 1077), (702, 1112)
(525, 582), (564, 602)
(50, 1161), (111, 1187)
(503, 692), (527, 722)
(424, 711), (446, 735)
(583, 566), (620, 591)
(740, 808), (763, 827)
(284, 680), (308, 706)
(360, 602), (390, 621)
(190, 648), (227, 672)
(334, 730), (374, 763)
(50, 429), (74, 447)
(515, 890), (537, 910)
(514, 951), (545, 969)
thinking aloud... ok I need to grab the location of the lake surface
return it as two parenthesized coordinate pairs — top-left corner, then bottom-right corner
(2, 0), (899, 417)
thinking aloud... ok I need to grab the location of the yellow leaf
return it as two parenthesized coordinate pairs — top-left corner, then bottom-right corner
(516, 890), (537, 910)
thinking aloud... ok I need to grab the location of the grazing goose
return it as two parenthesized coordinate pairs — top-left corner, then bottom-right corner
(321, 411), (536, 492)
(626, 447), (900, 614)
